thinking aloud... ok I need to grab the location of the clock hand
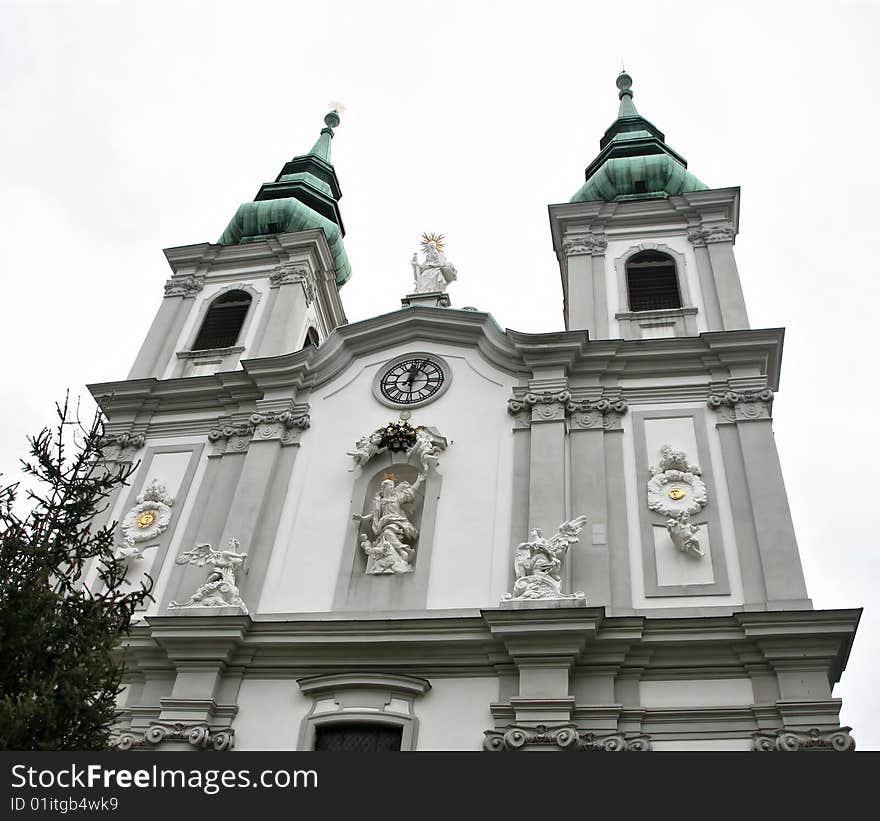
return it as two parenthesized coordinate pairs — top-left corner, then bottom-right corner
(405, 359), (422, 387)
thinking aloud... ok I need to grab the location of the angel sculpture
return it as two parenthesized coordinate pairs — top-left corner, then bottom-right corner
(115, 538), (158, 563)
(169, 539), (248, 611)
(666, 511), (704, 558)
(503, 515), (588, 601)
(408, 427), (440, 473)
(346, 430), (383, 471)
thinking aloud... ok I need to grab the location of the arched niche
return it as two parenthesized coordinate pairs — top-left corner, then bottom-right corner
(333, 450), (442, 612)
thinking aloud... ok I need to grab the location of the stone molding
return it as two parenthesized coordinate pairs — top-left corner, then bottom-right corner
(507, 391), (628, 430)
(707, 388), (773, 423)
(163, 275), (205, 298)
(687, 223), (736, 247)
(753, 726), (855, 752)
(483, 724), (651, 751)
(562, 233), (607, 257)
(114, 722), (234, 751)
(269, 262), (316, 306)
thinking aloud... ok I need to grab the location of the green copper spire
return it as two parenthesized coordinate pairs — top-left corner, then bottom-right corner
(218, 107), (351, 285)
(570, 72), (707, 203)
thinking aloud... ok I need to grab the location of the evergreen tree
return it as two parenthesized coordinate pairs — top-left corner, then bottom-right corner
(0, 398), (152, 750)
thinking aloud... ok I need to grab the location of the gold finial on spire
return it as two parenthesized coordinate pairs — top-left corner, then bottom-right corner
(420, 232), (446, 253)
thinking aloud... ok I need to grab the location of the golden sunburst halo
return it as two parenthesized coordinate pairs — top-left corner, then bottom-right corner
(420, 232), (445, 253)
(383, 472), (397, 481)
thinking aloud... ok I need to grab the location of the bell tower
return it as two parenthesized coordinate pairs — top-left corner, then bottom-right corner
(127, 109), (350, 381)
(550, 72), (749, 339)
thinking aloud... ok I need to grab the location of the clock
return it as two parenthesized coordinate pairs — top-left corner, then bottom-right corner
(373, 353), (451, 408)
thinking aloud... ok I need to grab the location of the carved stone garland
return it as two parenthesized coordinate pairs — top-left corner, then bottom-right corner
(114, 723), (234, 752)
(483, 725), (651, 752)
(647, 446), (708, 559)
(753, 727), (855, 752)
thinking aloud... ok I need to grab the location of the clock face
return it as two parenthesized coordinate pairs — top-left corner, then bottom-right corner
(379, 357), (446, 405)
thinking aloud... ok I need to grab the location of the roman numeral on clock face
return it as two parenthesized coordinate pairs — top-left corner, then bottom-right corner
(380, 357), (445, 405)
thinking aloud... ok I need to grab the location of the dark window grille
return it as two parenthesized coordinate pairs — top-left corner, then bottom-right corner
(314, 723), (403, 752)
(626, 251), (681, 312)
(192, 290), (252, 350)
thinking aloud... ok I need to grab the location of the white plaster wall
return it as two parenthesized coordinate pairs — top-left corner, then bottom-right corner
(640, 678), (754, 708)
(415, 676), (498, 750)
(651, 739), (754, 751)
(231, 678), (314, 751)
(604, 233), (706, 337)
(258, 340), (518, 613)
(622, 403), (745, 609)
(161, 277), (271, 379)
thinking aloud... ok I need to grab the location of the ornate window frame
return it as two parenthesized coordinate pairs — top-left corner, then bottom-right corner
(613, 244), (698, 339)
(296, 673), (431, 751)
(173, 283), (263, 377)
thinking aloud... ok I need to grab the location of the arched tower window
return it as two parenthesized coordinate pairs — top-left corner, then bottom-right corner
(303, 327), (320, 349)
(192, 290), (252, 350)
(626, 251), (681, 312)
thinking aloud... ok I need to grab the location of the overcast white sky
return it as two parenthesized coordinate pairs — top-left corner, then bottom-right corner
(2, 0), (878, 749)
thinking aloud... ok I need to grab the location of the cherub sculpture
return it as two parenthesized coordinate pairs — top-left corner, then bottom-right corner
(353, 474), (425, 574)
(346, 430), (383, 471)
(503, 515), (588, 601)
(169, 539), (248, 611)
(666, 511), (704, 558)
(409, 426), (440, 473)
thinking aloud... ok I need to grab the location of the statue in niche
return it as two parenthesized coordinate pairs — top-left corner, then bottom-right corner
(169, 539), (248, 611)
(502, 515), (588, 601)
(353, 473), (425, 574)
(410, 232), (457, 294)
(666, 511), (704, 558)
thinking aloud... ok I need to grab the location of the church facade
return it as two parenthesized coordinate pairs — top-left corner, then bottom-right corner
(93, 75), (860, 752)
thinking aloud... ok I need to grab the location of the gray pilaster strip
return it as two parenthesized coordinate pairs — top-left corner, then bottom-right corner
(691, 243), (722, 330)
(735, 419), (809, 606)
(706, 242), (750, 330)
(528, 420), (567, 536)
(715, 424), (767, 607)
(570, 428), (610, 606)
(591, 253), (609, 338)
(604, 429), (633, 614)
(128, 297), (188, 379)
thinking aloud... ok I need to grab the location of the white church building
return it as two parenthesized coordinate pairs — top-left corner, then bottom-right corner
(95, 74), (860, 752)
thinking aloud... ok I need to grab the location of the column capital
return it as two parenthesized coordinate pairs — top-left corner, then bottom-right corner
(562, 232), (608, 257)
(707, 387), (773, 423)
(687, 222), (736, 247)
(163, 275), (205, 298)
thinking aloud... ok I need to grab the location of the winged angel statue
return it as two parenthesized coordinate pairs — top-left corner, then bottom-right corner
(503, 515), (588, 601)
(169, 539), (248, 612)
